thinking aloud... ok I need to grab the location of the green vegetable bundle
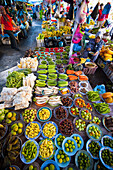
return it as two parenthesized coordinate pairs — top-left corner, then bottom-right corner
(36, 80), (46, 87)
(48, 74), (57, 79)
(66, 64), (74, 70)
(22, 141), (37, 162)
(87, 91), (100, 102)
(17, 68), (32, 76)
(58, 81), (68, 87)
(55, 53), (60, 56)
(48, 65), (55, 69)
(37, 70), (47, 74)
(38, 74), (47, 80)
(93, 102), (110, 114)
(59, 74), (68, 80)
(47, 80), (57, 86)
(62, 55), (68, 59)
(56, 56), (61, 59)
(62, 60), (68, 64)
(48, 69), (56, 73)
(47, 58), (52, 62)
(38, 65), (47, 69)
(6, 71), (25, 88)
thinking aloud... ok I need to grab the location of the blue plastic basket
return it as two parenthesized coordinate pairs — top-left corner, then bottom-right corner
(37, 107), (52, 122)
(41, 160), (60, 170)
(101, 135), (113, 149)
(71, 134), (84, 150)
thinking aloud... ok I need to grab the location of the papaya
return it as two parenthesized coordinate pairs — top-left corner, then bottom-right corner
(104, 53), (112, 58)
(105, 97), (113, 103)
(107, 49), (113, 55)
(102, 92), (113, 99)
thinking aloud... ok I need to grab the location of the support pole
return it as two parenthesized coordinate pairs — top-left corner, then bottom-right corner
(57, 0), (61, 30)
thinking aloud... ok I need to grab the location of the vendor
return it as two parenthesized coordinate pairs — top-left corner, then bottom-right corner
(82, 32), (104, 62)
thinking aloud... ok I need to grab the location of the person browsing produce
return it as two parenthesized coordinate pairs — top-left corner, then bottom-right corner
(82, 32), (104, 62)
(1, 7), (20, 51)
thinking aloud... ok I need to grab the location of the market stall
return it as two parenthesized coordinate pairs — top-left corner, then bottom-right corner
(0, 45), (113, 170)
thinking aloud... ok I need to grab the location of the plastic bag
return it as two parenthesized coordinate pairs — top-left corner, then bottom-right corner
(72, 25), (84, 44)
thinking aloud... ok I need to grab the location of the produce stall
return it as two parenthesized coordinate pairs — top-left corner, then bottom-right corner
(0, 45), (113, 170)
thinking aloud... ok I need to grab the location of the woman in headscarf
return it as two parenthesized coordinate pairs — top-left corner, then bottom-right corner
(82, 32), (104, 62)
(1, 7), (20, 50)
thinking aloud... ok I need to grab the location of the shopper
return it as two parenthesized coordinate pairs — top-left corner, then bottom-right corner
(1, 7), (20, 51)
(97, 3), (104, 28)
(5, 6), (12, 17)
(0, 6), (3, 24)
(82, 32), (104, 62)
(32, 5), (37, 20)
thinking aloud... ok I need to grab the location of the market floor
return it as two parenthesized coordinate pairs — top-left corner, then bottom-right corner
(0, 20), (42, 72)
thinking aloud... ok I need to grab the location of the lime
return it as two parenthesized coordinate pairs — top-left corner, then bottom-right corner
(73, 136), (76, 140)
(57, 154), (60, 159)
(61, 154), (64, 159)
(72, 145), (75, 149)
(70, 148), (73, 152)
(79, 140), (82, 144)
(77, 144), (80, 148)
(57, 138), (60, 142)
(58, 142), (61, 146)
(63, 158), (66, 163)
(59, 135), (62, 138)
(59, 150), (62, 155)
(65, 143), (68, 148)
(66, 157), (70, 162)
(59, 158), (63, 164)
(69, 144), (72, 148)
(77, 137), (80, 140)
(66, 148), (69, 152)
(71, 141), (74, 145)
(63, 136), (65, 139)
(67, 140), (71, 144)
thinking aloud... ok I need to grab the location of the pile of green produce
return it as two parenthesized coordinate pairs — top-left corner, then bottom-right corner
(56, 56), (61, 59)
(73, 136), (82, 148)
(47, 80), (57, 86)
(93, 102), (110, 114)
(38, 74), (47, 80)
(101, 149), (113, 167)
(64, 139), (76, 153)
(63, 55), (68, 59)
(48, 61), (55, 65)
(56, 134), (65, 148)
(88, 140), (101, 158)
(59, 74), (68, 80)
(27, 165), (37, 170)
(56, 149), (70, 164)
(36, 80), (46, 87)
(21, 140), (37, 162)
(44, 164), (55, 170)
(77, 152), (91, 169)
(87, 91), (100, 102)
(48, 65), (55, 69)
(58, 81), (68, 87)
(48, 69), (56, 73)
(22, 109), (37, 123)
(6, 71), (25, 88)
(56, 60), (62, 64)
(48, 74), (57, 80)
(37, 33), (45, 39)
(0, 109), (17, 124)
(103, 137), (113, 149)
(17, 68), (32, 76)
(62, 60), (68, 64)
(37, 70), (47, 74)
(38, 65), (47, 69)
(41, 61), (47, 64)
(66, 64), (74, 70)
(47, 58), (52, 62)
(88, 125), (101, 139)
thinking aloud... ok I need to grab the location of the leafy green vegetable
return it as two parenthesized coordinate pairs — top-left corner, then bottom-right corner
(36, 80), (46, 87)
(48, 74), (57, 79)
(48, 69), (56, 73)
(93, 102), (110, 114)
(6, 71), (25, 88)
(56, 56), (61, 59)
(37, 70), (47, 74)
(58, 81), (68, 87)
(38, 65), (47, 69)
(55, 53), (60, 56)
(59, 74), (68, 80)
(47, 58), (52, 62)
(62, 60), (68, 64)
(62, 55), (68, 59)
(47, 80), (57, 86)
(66, 64), (74, 70)
(87, 91), (100, 102)
(38, 74), (47, 80)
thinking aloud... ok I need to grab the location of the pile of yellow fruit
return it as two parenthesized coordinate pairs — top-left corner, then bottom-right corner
(39, 108), (50, 120)
(100, 46), (113, 61)
(43, 123), (56, 138)
(25, 122), (40, 138)
(39, 139), (54, 158)
(102, 92), (113, 104)
(11, 122), (23, 135)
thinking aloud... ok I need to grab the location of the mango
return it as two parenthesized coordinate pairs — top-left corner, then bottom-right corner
(18, 123), (23, 128)
(6, 119), (12, 124)
(11, 116), (16, 121)
(6, 112), (12, 119)
(105, 97), (113, 103)
(13, 112), (16, 117)
(11, 130), (16, 136)
(18, 128), (22, 134)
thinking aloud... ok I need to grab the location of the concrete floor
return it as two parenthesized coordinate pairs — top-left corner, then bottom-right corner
(0, 20), (42, 72)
